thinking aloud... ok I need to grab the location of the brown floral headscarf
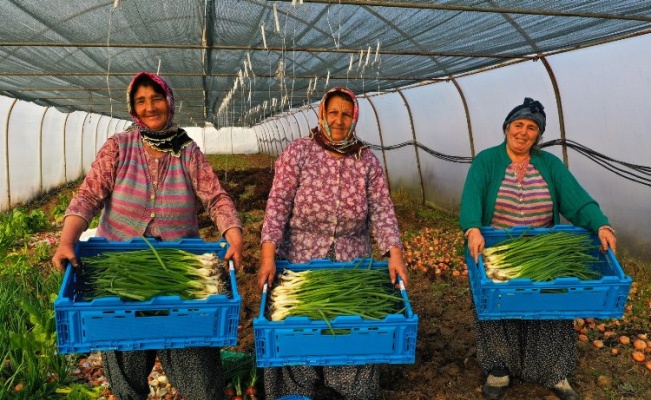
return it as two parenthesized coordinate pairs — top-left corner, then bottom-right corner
(310, 86), (365, 157)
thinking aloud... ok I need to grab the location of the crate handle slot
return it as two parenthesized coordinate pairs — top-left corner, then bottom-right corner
(321, 329), (352, 335)
(540, 289), (569, 294)
(135, 310), (170, 317)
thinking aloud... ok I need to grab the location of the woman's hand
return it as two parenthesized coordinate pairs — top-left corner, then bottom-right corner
(388, 247), (409, 288)
(598, 226), (617, 254)
(52, 242), (78, 273)
(52, 215), (88, 273)
(258, 258), (277, 291)
(466, 228), (485, 264)
(258, 242), (277, 290)
(224, 227), (243, 269)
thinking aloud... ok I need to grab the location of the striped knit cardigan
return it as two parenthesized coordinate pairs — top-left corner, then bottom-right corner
(96, 130), (199, 241)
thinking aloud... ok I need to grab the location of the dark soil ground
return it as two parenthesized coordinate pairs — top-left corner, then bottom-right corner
(28, 155), (651, 400)
(205, 166), (651, 400)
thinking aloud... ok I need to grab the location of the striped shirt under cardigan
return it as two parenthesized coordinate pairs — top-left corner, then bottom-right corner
(492, 164), (553, 228)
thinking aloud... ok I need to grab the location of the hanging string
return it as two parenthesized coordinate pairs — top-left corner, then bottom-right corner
(326, 2), (341, 49)
(287, 3), (298, 113)
(347, 53), (354, 88)
(374, 41), (382, 93)
(261, 23), (268, 49)
(273, 3), (281, 33)
(272, 3), (288, 115)
(105, 2), (119, 119)
(373, 41), (381, 65)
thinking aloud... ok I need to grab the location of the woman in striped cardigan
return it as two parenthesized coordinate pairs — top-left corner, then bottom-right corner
(52, 71), (243, 400)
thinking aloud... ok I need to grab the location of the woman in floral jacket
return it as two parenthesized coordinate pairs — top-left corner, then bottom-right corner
(257, 87), (408, 400)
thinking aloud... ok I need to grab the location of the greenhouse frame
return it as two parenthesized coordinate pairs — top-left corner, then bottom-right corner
(1, 0), (650, 260)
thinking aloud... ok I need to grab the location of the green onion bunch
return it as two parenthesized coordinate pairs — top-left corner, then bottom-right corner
(80, 248), (227, 301)
(269, 268), (405, 322)
(482, 231), (603, 282)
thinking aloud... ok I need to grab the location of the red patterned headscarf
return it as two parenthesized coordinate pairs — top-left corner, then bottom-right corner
(127, 71), (191, 157)
(310, 87), (365, 157)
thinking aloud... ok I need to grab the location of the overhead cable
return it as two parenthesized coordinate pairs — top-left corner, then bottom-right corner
(363, 138), (651, 187)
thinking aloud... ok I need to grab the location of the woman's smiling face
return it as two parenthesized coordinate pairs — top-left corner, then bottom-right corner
(325, 95), (354, 142)
(505, 118), (540, 158)
(133, 84), (169, 131)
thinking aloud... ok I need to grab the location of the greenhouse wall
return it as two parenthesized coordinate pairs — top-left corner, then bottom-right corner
(0, 102), (130, 212)
(0, 104), (258, 213)
(186, 126), (258, 155)
(255, 34), (651, 261)
(1, 38), (649, 260)
(403, 82), (470, 211)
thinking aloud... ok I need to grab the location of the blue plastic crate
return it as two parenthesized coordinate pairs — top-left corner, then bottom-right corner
(276, 396), (312, 400)
(466, 225), (632, 320)
(253, 258), (418, 367)
(54, 237), (241, 354)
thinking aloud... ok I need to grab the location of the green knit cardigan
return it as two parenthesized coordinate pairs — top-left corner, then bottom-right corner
(459, 142), (610, 233)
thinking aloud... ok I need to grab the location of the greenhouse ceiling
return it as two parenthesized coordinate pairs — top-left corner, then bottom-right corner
(1, 0), (651, 128)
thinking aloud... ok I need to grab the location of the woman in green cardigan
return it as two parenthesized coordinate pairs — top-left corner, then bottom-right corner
(459, 98), (616, 400)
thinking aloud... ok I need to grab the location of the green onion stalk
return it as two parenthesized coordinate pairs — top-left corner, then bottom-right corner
(269, 268), (405, 322)
(81, 248), (228, 301)
(482, 231), (603, 282)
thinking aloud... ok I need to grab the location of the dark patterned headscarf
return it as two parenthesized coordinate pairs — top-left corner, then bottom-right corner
(127, 71), (191, 157)
(503, 97), (546, 134)
(310, 86), (365, 157)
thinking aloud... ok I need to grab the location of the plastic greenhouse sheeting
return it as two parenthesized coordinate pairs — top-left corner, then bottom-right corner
(256, 33), (651, 260)
(0, 98), (258, 213)
(2, 1), (651, 127)
(0, 1), (650, 260)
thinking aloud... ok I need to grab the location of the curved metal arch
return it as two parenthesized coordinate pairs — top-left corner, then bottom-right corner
(396, 89), (425, 205)
(265, 122), (276, 155)
(450, 79), (475, 158)
(254, 124), (263, 154)
(252, 124), (264, 154)
(262, 122), (275, 156)
(496, 10), (569, 167)
(257, 123), (269, 155)
(268, 120), (280, 156)
(4, 98), (19, 208)
(540, 57), (568, 166)
(257, 123), (267, 155)
(62, 112), (72, 182)
(276, 117), (290, 151)
(262, 121), (273, 155)
(362, 96), (391, 192)
(272, 119), (283, 153)
(300, 107), (315, 137)
(289, 112), (301, 141)
(37, 106), (51, 194)
(80, 112), (91, 175)
(305, 104), (319, 137)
